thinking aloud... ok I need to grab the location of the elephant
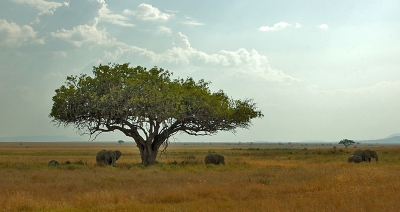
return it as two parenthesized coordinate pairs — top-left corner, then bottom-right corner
(205, 154), (225, 165)
(353, 149), (378, 162)
(48, 159), (59, 166)
(348, 155), (362, 163)
(96, 149), (122, 166)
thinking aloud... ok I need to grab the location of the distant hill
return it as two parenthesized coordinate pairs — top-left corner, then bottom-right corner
(254, 134), (400, 144)
(0, 135), (85, 142)
(357, 135), (400, 144)
(385, 133), (400, 139)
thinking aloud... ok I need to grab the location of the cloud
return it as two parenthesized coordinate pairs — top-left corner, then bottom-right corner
(51, 19), (110, 47)
(181, 21), (204, 26)
(99, 6), (134, 27)
(10, 0), (62, 12)
(86, 30), (296, 83)
(155, 26), (172, 35)
(31, 0), (104, 31)
(172, 32), (191, 49)
(295, 23), (302, 28)
(259, 22), (291, 31)
(30, 2), (68, 25)
(43, 1), (131, 47)
(213, 48), (297, 82)
(116, 32), (297, 83)
(166, 9), (179, 13)
(124, 3), (171, 21)
(319, 24), (329, 29)
(181, 15), (204, 26)
(0, 19), (40, 46)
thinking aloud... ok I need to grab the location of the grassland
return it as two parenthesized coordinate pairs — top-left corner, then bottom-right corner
(0, 141), (399, 212)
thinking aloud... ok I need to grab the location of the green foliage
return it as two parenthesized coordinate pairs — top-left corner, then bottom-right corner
(49, 63), (263, 165)
(50, 63), (263, 134)
(338, 139), (356, 148)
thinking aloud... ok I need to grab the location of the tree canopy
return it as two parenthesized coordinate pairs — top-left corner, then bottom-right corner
(338, 139), (356, 148)
(49, 63), (263, 165)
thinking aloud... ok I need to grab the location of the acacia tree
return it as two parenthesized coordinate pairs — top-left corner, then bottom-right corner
(338, 139), (356, 148)
(49, 63), (264, 166)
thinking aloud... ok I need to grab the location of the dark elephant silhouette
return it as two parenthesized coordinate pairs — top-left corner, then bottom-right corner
(348, 155), (362, 163)
(96, 150), (122, 166)
(353, 149), (378, 162)
(205, 154), (225, 165)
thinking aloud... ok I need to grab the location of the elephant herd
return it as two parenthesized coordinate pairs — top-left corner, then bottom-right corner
(48, 147), (380, 166)
(48, 148), (380, 166)
(95, 151), (226, 166)
(348, 149), (378, 163)
(47, 151), (226, 167)
(47, 149), (123, 167)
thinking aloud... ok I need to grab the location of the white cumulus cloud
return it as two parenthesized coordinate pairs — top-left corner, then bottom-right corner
(259, 22), (291, 31)
(181, 21), (204, 26)
(319, 24), (329, 29)
(86, 31), (298, 83)
(172, 32), (191, 49)
(0, 19), (39, 46)
(135, 32), (297, 82)
(124, 4), (171, 21)
(99, 5), (134, 27)
(156, 26), (172, 35)
(31, 0), (104, 31)
(51, 20), (110, 47)
(10, 0), (63, 12)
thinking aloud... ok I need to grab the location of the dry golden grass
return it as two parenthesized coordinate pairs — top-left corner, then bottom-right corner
(0, 142), (399, 211)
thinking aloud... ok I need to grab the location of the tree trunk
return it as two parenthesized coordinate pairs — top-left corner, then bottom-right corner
(136, 142), (161, 166)
(131, 132), (168, 166)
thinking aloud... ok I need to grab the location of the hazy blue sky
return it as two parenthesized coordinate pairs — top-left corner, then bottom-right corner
(0, 0), (399, 142)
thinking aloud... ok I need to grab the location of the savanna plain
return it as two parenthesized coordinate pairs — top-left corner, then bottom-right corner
(0, 141), (399, 212)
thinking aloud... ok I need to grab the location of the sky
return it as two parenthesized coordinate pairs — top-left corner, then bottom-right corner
(0, 0), (399, 143)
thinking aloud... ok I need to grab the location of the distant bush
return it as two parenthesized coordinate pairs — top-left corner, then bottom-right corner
(247, 148), (261, 150)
